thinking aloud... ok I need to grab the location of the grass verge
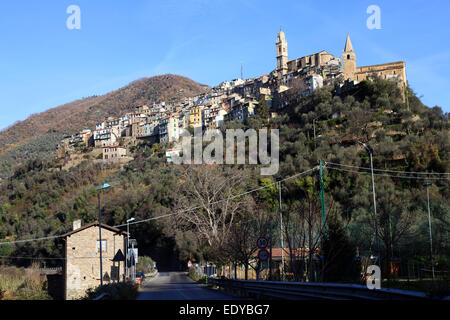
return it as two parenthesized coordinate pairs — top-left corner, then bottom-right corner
(0, 266), (51, 300)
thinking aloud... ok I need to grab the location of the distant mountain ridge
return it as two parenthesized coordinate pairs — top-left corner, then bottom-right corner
(0, 74), (210, 155)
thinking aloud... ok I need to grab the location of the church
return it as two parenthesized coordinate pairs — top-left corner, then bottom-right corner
(273, 29), (407, 94)
(341, 35), (407, 89)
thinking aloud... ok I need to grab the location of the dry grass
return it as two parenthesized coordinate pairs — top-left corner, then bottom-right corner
(0, 264), (51, 300)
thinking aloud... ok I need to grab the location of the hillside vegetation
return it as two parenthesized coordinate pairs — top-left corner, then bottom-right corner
(0, 131), (70, 179)
(0, 74), (210, 176)
(0, 78), (448, 286)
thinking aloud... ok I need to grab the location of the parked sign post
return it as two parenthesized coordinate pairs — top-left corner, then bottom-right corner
(257, 236), (268, 249)
(257, 236), (269, 279)
(258, 249), (269, 262)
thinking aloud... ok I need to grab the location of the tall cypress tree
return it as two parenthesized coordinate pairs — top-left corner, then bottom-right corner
(256, 96), (270, 124)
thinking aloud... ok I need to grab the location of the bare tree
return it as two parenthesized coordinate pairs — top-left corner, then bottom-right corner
(224, 202), (272, 280)
(278, 76), (309, 108)
(346, 107), (375, 143)
(282, 177), (328, 282)
(175, 165), (250, 259)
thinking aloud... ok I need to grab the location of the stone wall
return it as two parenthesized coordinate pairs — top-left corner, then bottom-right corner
(65, 227), (126, 300)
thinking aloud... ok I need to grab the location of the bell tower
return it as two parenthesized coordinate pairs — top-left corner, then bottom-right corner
(342, 34), (356, 81)
(276, 29), (288, 76)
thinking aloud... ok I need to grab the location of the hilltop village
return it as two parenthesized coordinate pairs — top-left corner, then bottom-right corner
(56, 31), (407, 167)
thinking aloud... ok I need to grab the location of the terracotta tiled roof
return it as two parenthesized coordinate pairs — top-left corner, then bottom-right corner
(61, 222), (127, 238)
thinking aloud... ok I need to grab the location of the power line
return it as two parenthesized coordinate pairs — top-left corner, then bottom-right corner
(325, 165), (450, 180)
(0, 235), (65, 246)
(2, 163), (446, 248)
(0, 167), (319, 245)
(325, 162), (450, 176)
(0, 256), (64, 260)
(2, 163), (446, 260)
(113, 167), (318, 228)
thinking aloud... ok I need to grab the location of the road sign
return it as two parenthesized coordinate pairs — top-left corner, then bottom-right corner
(187, 260), (192, 268)
(261, 261), (268, 270)
(128, 248), (138, 264)
(258, 249), (269, 262)
(257, 236), (268, 249)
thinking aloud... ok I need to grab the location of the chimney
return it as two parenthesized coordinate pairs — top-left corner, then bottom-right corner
(73, 219), (81, 231)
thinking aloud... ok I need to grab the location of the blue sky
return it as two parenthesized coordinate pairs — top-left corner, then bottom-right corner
(0, 0), (449, 130)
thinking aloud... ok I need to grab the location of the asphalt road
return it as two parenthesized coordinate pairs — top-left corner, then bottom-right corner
(137, 272), (241, 300)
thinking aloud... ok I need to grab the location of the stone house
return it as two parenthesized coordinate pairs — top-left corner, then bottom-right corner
(94, 129), (119, 147)
(159, 116), (179, 143)
(102, 145), (128, 160)
(61, 222), (128, 300)
(189, 106), (203, 128)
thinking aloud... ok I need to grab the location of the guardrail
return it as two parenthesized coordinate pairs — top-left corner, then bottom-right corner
(92, 293), (110, 300)
(144, 270), (158, 278)
(208, 278), (433, 300)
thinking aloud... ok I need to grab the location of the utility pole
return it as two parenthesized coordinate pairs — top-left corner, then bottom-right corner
(277, 176), (285, 281)
(366, 144), (382, 274)
(97, 192), (103, 286)
(97, 183), (111, 286)
(319, 161), (326, 235)
(358, 142), (382, 276)
(126, 217), (135, 279)
(313, 115), (324, 149)
(368, 148), (381, 273)
(313, 117), (318, 149)
(269, 221), (273, 281)
(131, 240), (136, 282)
(423, 182), (435, 280)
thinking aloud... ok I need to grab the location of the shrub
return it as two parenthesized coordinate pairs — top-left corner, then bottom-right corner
(188, 266), (204, 282)
(81, 281), (139, 300)
(136, 256), (156, 274)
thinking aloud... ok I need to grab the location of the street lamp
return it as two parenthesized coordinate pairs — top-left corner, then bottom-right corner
(358, 142), (382, 276)
(313, 116), (321, 149)
(126, 217), (135, 279)
(276, 175), (285, 281)
(97, 183), (111, 286)
(268, 221), (274, 281)
(423, 182), (435, 280)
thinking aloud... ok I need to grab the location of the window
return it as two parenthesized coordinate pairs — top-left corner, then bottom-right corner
(96, 239), (107, 253)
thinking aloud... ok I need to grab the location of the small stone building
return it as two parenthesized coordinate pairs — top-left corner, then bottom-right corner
(102, 145), (128, 160)
(61, 222), (127, 300)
